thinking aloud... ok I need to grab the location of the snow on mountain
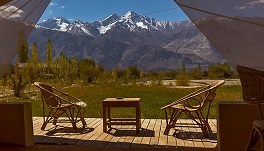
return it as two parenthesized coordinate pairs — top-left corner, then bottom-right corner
(38, 17), (70, 32)
(100, 13), (119, 26)
(37, 11), (187, 36)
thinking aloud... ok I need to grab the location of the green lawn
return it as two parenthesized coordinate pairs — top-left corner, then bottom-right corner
(25, 83), (242, 119)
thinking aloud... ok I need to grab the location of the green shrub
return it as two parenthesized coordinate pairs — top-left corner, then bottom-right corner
(176, 73), (190, 86)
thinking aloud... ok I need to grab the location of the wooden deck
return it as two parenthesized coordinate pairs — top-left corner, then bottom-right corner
(33, 117), (217, 149)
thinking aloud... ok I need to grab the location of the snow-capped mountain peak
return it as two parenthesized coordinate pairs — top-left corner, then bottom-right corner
(37, 11), (186, 36)
(100, 13), (119, 26)
(38, 17), (70, 31)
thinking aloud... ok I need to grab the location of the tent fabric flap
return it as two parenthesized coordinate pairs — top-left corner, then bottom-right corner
(174, 0), (264, 70)
(0, 0), (50, 77)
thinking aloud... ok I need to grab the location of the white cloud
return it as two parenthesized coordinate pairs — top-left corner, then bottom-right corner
(49, 2), (57, 6)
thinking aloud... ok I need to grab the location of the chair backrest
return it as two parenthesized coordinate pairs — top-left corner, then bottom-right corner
(161, 80), (225, 110)
(195, 80), (225, 110)
(34, 82), (59, 108)
(236, 65), (264, 104)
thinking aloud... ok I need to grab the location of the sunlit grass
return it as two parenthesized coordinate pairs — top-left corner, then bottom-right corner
(3, 83), (242, 119)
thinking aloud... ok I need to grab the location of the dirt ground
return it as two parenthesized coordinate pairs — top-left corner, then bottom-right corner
(162, 79), (240, 89)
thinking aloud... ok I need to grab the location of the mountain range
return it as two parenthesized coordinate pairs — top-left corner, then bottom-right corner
(28, 11), (225, 71)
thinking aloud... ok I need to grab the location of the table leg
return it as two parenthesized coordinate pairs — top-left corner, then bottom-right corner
(107, 107), (111, 129)
(136, 105), (141, 133)
(103, 103), (107, 132)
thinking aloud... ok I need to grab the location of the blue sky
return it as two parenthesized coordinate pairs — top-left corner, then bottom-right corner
(39, 0), (189, 23)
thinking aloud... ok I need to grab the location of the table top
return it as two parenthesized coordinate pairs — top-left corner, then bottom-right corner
(103, 98), (140, 102)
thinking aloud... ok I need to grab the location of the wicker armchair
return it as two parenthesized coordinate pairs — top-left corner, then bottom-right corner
(237, 65), (264, 151)
(161, 80), (225, 137)
(34, 82), (87, 130)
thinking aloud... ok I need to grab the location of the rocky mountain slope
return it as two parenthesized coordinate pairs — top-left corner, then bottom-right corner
(28, 11), (225, 71)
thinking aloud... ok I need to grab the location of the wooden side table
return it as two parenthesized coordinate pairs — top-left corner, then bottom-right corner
(103, 98), (141, 133)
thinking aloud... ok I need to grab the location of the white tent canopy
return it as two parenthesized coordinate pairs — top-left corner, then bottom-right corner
(174, 0), (264, 70)
(0, 0), (50, 77)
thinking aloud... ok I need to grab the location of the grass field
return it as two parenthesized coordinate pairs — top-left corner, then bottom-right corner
(23, 82), (242, 119)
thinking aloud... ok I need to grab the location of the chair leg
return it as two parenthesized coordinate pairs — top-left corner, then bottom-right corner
(41, 109), (56, 130)
(71, 122), (77, 130)
(41, 122), (47, 130)
(201, 126), (209, 138)
(53, 116), (58, 125)
(66, 109), (77, 130)
(78, 107), (86, 127)
(246, 127), (261, 151)
(259, 129), (264, 151)
(164, 110), (182, 135)
(81, 118), (86, 127)
(194, 111), (210, 137)
(164, 125), (171, 135)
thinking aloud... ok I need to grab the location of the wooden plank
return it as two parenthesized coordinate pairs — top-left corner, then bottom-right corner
(208, 119), (218, 148)
(34, 121), (59, 143)
(139, 119), (156, 148)
(33, 118), (44, 133)
(188, 120), (205, 148)
(104, 124), (124, 147)
(118, 125), (136, 148)
(94, 124), (119, 147)
(32, 117), (41, 122)
(210, 119), (217, 133)
(90, 118), (122, 147)
(121, 122), (142, 148)
(114, 125), (134, 148)
(149, 119), (161, 148)
(130, 119), (150, 148)
(75, 118), (102, 145)
(157, 119), (168, 147)
(178, 119), (195, 148)
(59, 118), (94, 145)
(43, 121), (73, 144)
(89, 131), (109, 147)
(167, 122), (177, 148)
(193, 119), (215, 148)
(79, 118), (103, 146)
(174, 120), (185, 148)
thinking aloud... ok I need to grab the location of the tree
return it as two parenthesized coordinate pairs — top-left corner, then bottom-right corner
(31, 42), (39, 68)
(17, 30), (29, 63)
(181, 64), (186, 74)
(18, 41), (29, 63)
(140, 68), (145, 79)
(54, 52), (70, 81)
(189, 64), (203, 80)
(27, 42), (40, 83)
(207, 62), (233, 79)
(126, 66), (140, 79)
(71, 56), (78, 82)
(46, 38), (53, 73)
(78, 58), (98, 84)
(176, 64), (190, 86)
(96, 64), (104, 80)
(7, 63), (29, 97)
